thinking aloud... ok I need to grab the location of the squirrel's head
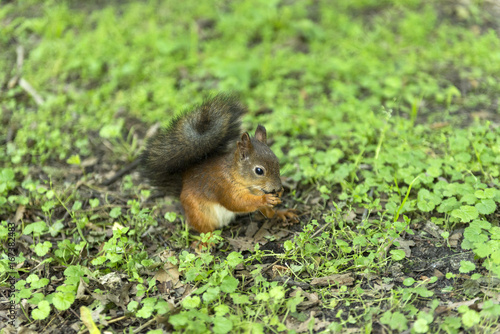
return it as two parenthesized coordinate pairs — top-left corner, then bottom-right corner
(234, 125), (284, 196)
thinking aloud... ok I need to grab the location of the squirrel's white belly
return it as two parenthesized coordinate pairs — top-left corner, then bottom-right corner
(210, 203), (237, 228)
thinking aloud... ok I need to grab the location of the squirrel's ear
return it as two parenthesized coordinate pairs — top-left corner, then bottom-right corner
(254, 125), (267, 144)
(237, 132), (252, 160)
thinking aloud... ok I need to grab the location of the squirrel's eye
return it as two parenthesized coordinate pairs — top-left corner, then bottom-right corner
(254, 167), (264, 175)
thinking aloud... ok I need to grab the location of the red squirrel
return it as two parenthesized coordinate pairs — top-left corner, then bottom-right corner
(141, 94), (297, 233)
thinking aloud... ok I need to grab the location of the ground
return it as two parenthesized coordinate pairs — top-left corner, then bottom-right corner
(1, 1), (500, 333)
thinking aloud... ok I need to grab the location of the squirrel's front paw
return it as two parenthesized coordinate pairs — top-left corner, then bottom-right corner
(263, 193), (282, 207)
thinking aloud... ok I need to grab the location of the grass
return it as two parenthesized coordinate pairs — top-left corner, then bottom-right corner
(1, 0), (500, 333)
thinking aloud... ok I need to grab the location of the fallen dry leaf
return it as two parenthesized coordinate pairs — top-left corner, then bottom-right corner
(273, 229), (291, 240)
(81, 157), (98, 167)
(271, 264), (290, 278)
(76, 277), (89, 300)
(244, 221), (260, 238)
(480, 287), (500, 300)
(430, 122), (450, 129)
(449, 232), (462, 247)
(423, 221), (445, 239)
(470, 111), (492, 119)
(253, 220), (273, 242)
(156, 265), (182, 289)
(98, 272), (127, 290)
(285, 311), (331, 333)
(435, 297), (480, 315)
(91, 280), (132, 311)
(290, 287), (320, 308)
(14, 205), (25, 222)
(227, 237), (255, 252)
(433, 269), (445, 278)
(158, 250), (176, 262)
(343, 210), (356, 222)
(395, 237), (415, 257)
(374, 282), (394, 291)
(154, 268), (169, 282)
(112, 222), (125, 230)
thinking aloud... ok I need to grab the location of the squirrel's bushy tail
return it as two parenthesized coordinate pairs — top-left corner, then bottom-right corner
(141, 93), (246, 195)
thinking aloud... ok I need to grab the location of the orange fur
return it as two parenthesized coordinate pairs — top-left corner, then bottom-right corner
(180, 154), (294, 233)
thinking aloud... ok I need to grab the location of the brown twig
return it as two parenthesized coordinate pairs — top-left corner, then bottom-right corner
(16, 45), (24, 70)
(361, 187), (375, 223)
(15, 45), (45, 106)
(311, 221), (331, 239)
(101, 159), (141, 186)
(19, 78), (45, 106)
(133, 318), (156, 334)
(107, 315), (129, 325)
(242, 260), (279, 288)
(271, 275), (311, 289)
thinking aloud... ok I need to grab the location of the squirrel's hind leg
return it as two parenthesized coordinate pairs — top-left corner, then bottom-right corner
(259, 206), (299, 225)
(180, 192), (219, 233)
